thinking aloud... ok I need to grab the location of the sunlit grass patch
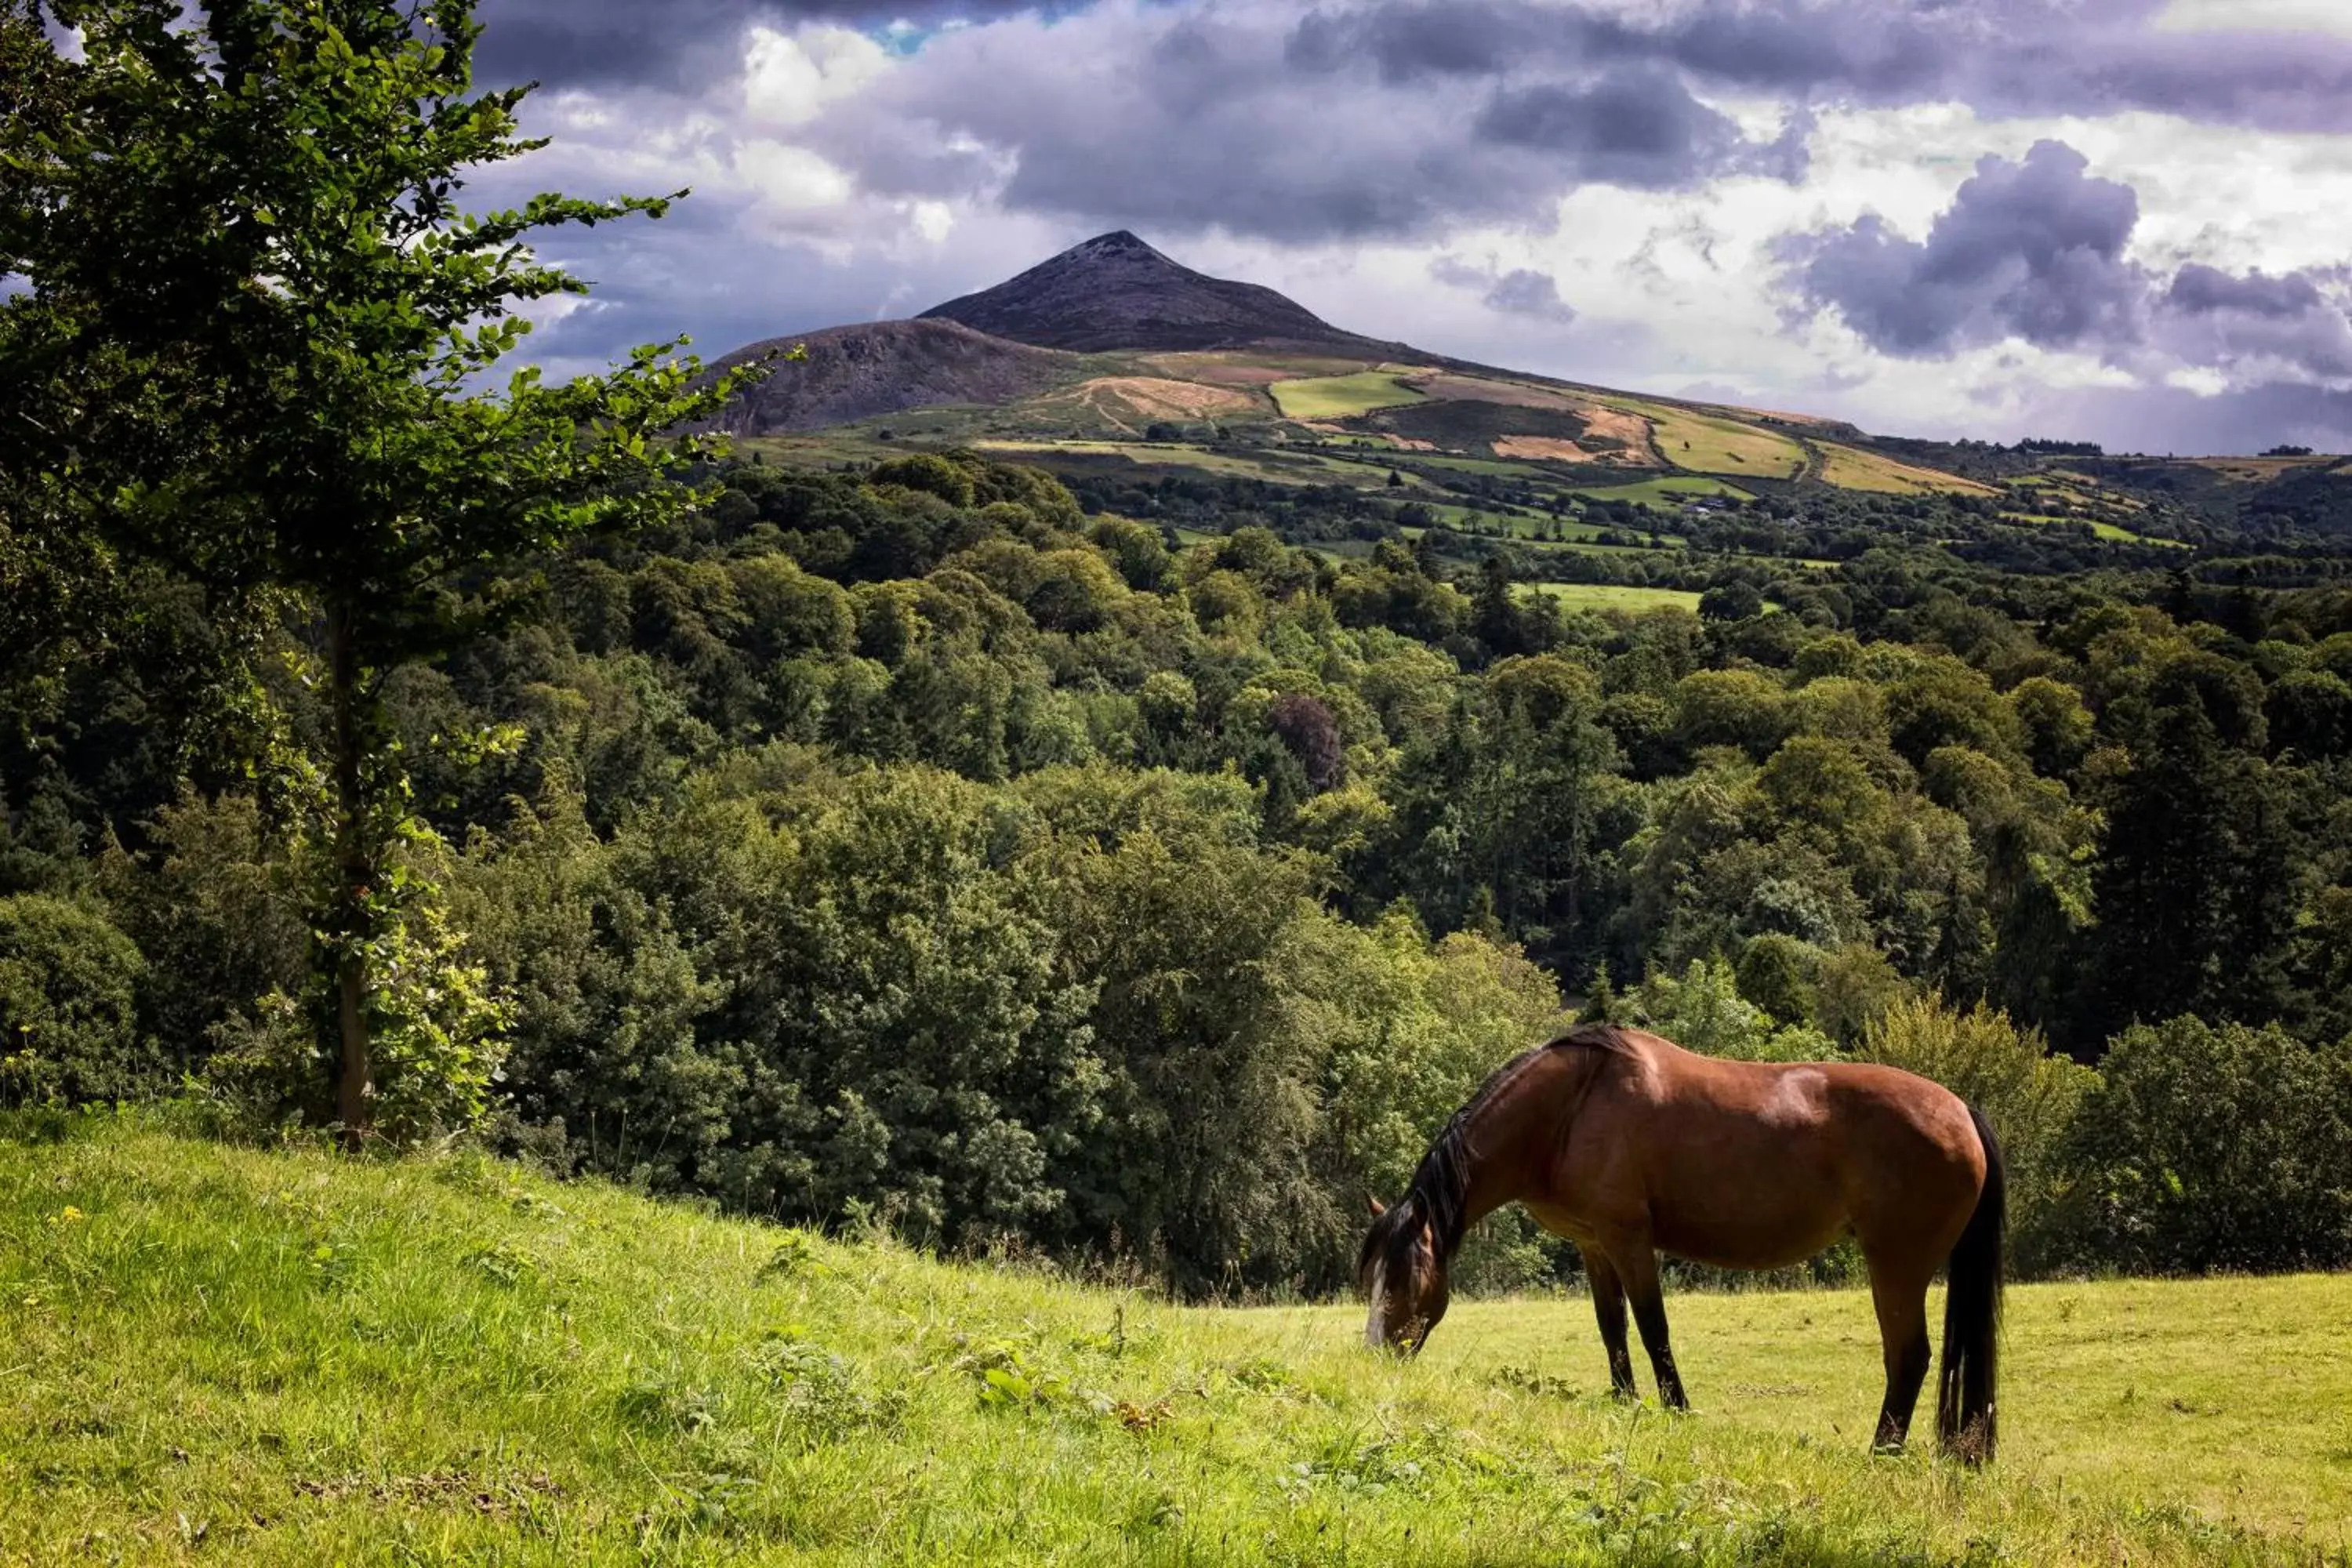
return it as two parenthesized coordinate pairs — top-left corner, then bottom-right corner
(1271, 369), (1431, 421)
(2, 1116), (2344, 1565)
(1816, 443), (1999, 496)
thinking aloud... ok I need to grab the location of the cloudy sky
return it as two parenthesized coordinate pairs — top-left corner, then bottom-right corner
(477, 0), (2352, 453)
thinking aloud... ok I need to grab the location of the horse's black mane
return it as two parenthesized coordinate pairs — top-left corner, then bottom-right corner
(1356, 1024), (1631, 1284)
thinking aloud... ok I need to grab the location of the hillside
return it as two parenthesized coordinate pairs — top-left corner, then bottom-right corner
(701, 318), (1087, 435)
(724, 234), (2352, 541)
(5, 1115), (2347, 1566)
(919, 230), (1385, 354)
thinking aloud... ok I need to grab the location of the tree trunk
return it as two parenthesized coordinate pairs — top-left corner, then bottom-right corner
(328, 601), (374, 1147)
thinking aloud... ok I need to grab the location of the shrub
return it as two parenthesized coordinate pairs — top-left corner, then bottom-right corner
(0, 894), (154, 1105)
(1612, 955), (1833, 1062)
(2045, 1017), (2352, 1275)
(96, 791), (310, 1073)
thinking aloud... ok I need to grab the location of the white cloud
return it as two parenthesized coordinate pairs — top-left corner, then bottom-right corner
(488, 1), (2352, 448)
(2154, 0), (2352, 37)
(742, 24), (891, 129)
(735, 141), (855, 211)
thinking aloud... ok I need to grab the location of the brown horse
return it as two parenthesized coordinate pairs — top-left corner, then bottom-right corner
(1359, 1023), (2004, 1461)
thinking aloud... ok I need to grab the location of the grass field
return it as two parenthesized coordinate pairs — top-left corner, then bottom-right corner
(1816, 444), (1999, 497)
(1998, 510), (2190, 548)
(968, 438), (1443, 493)
(1597, 397), (1809, 479)
(1520, 583), (1707, 612)
(4, 1118), (2348, 1565)
(1270, 369), (1430, 421)
(1566, 475), (1751, 506)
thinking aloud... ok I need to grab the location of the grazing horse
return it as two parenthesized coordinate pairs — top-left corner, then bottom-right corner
(1359, 1023), (2004, 1461)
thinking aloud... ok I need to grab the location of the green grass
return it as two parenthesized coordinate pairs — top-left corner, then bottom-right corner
(1998, 511), (2190, 548)
(1392, 452), (1552, 477)
(1566, 475), (1750, 506)
(1519, 583), (1707, 612)
(1814, 444), (1998, 497)
(1593, 397), (1809, 479)
(6, 1116), (2347, 1566)
(1270, 370), (1429, 421)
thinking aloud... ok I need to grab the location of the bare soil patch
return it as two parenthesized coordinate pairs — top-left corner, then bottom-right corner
(1081, 377), (1259, 419)
(1573, 404), (1661, 463)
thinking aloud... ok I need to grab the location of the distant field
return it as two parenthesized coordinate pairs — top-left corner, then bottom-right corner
(1135, 350), (1381, 387)
(1019, 376), (1262, 433)
(1817, 442), (1998, 496)
(1396, 451), (1549, 477)
(1270, 368), (1430, 420)
(1998, 508), (2188, 548)
(2189, 455), (2342, 483)
(1599, 396), (1809, 479)
(970, 437), (1440, 492)
(1522, 582), (1706, 612)
(1566, 474), (1751, 506)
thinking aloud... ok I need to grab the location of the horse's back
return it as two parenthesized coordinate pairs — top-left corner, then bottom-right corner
(1583, 1031), (1988, 1265)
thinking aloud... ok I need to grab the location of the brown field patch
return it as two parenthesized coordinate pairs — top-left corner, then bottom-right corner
(1083, 376), (1260, 419)
(1573, 404), (1661, 463)
(1410, 374), (1583, 410)
(1030, 376), (1262, 430)
(2189, 456), (2338, 481)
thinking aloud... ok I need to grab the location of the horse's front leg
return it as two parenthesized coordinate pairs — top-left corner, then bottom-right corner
(1579, 1244), (1638, 1399)
(1606, 1235), (1689, 1410)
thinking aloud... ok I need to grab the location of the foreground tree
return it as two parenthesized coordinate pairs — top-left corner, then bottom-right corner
(1, 0), (768, 1138)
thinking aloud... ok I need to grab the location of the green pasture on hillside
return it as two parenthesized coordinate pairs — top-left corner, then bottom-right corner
(1814, 443), (1998, 497)
(1593, 397), (1809, 480)
(1519, 583), (1708, 612)
(5, 1119), (2347, 1566)
(1567, 475), (1751, 507)
(1270, 370), (1429, 421)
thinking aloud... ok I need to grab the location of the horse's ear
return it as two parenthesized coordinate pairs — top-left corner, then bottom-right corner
(1365, 1194), (1387, 1219)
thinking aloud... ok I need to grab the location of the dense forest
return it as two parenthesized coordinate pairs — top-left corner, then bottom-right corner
(9, 442), (2352, 1291)
(7, 0), (2352, 1300)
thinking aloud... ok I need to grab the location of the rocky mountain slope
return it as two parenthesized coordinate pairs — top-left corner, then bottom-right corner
(918, 230), (1383, 354)
(702, 318), (1078, 435)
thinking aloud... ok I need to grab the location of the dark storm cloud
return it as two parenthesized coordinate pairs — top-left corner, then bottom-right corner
(1483, 268), (1577, 324)
(473, 0), (1042, 89)
(2167, 263), (2326, 320)
(1776, 140), (2148, 358)
(1287, 0), (1951, 98)
(1433, 258), (1578, 324)
(2031, 379), (2352, 456)
(814, 8), (1807, 245)
(1776, 139), (2352, 390)
(2156, 263), (2352, 383)
(1283, 0), (2352, 135)
(1474, 71), (1751, 189)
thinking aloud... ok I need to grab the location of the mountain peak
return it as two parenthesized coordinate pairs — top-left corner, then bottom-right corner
(917, 231), (1373, 354)
(1075, 229), (1159, 255)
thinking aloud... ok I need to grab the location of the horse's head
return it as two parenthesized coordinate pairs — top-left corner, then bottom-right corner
(1358, 1195), (1449, 1354)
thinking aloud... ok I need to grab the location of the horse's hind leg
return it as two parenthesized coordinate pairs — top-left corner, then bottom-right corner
(1864, 1250), (1934, 1454)
(1606, 1236), (1688, 1410)
(1580, 1244), (1638, 1399)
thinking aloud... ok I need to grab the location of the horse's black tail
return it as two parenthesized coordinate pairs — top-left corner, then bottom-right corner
(1936, 1102), (2005, 1464)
